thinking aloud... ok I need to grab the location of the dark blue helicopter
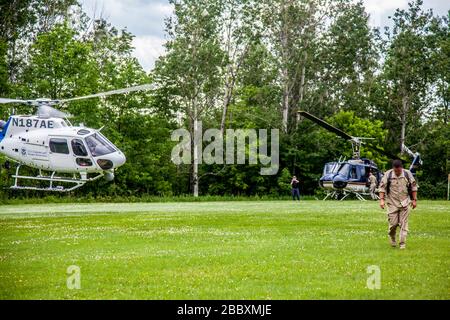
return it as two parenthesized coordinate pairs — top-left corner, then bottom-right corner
(299, 111), (422, 201)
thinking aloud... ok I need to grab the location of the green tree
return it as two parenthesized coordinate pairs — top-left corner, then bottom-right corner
(318, 0), (378, 117)
(20, 23), (97, 100)
(381, 0), (435, 153)
(153, 0), (226, 196)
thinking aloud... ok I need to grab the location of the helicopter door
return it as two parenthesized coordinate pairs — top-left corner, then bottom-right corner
(71, 139), (93, 168)
(48, 137), (72, 171)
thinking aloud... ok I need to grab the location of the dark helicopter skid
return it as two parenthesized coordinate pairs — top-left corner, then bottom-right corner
(322, 189), (372, 201)
(320, 177), (375, 201)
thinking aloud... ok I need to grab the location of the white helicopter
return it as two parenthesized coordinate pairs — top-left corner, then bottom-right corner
(0, 84), (152, 192)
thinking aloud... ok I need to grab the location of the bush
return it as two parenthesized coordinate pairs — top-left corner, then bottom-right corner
(417, 181), (448, 199)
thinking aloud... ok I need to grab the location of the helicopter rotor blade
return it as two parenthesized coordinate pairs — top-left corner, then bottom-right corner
(298, 111), (408, 162)
(60, 84), (154, 104)
(298, 111), (353, 140)
(365, 142), (407, 162)
(0, 98), (31, 105)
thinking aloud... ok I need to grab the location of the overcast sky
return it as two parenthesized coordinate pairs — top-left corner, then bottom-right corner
(80, 0), (449, 72)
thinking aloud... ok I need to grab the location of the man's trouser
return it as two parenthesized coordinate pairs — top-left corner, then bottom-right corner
(387, 205), (411, 245)
(292, 188), (300, 200)
(370, 185), (377, 199)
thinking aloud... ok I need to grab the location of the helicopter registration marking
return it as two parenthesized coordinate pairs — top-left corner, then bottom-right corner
(12, 118), (54, 129)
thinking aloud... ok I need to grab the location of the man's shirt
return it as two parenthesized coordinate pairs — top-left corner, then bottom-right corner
(379, 169), (418, 208)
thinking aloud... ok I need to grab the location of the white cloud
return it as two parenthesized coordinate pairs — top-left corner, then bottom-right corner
(80, 0), (448, 72)
(81, 0), (173, 71)
(362, 0), (448, 28)
(363, 0), (409, 14)
(362, 0), (409, 27)
(133, 35), (166, 71)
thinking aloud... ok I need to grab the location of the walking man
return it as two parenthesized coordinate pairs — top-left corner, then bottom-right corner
(291, 176), (300, 201)
(368, 171), (378, 200)
(379, 160), (418, 249)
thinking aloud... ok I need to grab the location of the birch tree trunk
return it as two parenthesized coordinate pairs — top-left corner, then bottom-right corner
(192, 109), (200, 197)
(220, 71), (233, 135)
(280, 0), (290, 133)
(296, 52), (307, 124)
(400, 94), (408, 154)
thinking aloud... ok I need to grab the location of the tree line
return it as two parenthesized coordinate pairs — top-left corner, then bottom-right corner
(0, 0), (448, 200)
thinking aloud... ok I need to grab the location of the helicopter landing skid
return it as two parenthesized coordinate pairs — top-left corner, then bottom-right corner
(323, 190), (368, 201)
(10, 165), (104, 192)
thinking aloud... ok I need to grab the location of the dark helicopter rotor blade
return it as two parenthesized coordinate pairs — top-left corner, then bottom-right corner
(298, 111), (353, 140)
(364, 142), (407, 162)
(60, 84), (154, 104)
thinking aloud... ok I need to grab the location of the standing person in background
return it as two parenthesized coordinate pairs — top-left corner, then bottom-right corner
(291, 176), (300, 201)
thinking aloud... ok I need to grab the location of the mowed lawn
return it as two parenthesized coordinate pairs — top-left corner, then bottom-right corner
(0, 200), (448, 300)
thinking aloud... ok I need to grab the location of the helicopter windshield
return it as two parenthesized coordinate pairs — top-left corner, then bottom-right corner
(337, 163), (351, 177)
(323, 162), (340, 175)
(85, 133), (116, 157)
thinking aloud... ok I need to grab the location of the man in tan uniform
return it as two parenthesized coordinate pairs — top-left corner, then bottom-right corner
(368, 171), (378, 200)
(379, 160), (418, 249)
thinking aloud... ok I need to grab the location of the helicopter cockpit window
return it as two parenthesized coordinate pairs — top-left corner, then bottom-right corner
(71, 139), (88, 157)
(350, 166), (358, 179)
(85, 133), (116, 157)
(49, 138), (70, 154)
(361, 166), (367, 178)
(337, 163), (351, 177)
(323, 162), (339, 175)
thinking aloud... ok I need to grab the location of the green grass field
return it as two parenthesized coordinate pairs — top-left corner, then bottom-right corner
(0, 200), (448, 300)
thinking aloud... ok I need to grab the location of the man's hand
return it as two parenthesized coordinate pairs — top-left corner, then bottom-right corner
(380, 199), (385, 209)
(411, 199), (417, 209)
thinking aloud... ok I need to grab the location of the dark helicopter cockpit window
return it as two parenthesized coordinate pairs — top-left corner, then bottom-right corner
(324, 162), (340, 175)
(337, 163), (351, 177)
(85, 133), (116, 157)
(49, 138), (70, 154)
(71, 139), (88, 157)
(350, 166), (357, 179)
